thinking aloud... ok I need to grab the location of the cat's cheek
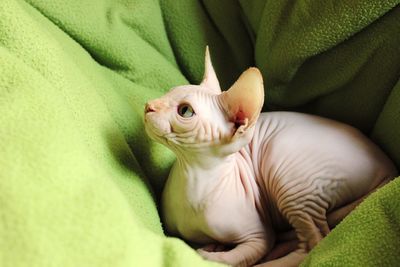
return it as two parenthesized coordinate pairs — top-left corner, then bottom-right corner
(170, 117), (193, 134)
(170, 123), (185, 134)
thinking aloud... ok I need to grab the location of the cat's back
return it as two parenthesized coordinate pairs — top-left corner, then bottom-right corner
(250, 111), (397, 213)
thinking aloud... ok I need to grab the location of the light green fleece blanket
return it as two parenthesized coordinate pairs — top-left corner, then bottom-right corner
(0, 0), (399, 266)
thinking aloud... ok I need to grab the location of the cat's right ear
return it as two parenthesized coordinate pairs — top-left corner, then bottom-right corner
(200, 46), (221, 94)
(219, 68), (264, 136)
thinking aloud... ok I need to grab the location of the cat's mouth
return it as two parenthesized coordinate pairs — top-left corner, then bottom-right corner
(144, 113), (172, 139)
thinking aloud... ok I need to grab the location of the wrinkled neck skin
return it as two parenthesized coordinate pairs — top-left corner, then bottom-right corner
(171, 125), (255, 170)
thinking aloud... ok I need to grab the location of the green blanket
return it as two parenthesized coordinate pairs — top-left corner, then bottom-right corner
(0, 0), (399, 266)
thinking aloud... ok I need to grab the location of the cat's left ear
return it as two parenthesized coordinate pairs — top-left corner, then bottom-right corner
(219, 68), (264, 135)
(200, 46), (221, 94)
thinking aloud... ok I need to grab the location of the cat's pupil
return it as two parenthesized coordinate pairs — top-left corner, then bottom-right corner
(178, 104), (194, 118)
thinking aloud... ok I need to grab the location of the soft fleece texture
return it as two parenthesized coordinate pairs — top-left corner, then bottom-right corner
(0, 0), (399, 267)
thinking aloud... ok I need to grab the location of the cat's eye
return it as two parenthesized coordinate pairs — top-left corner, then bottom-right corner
(177, 104), (195, 118)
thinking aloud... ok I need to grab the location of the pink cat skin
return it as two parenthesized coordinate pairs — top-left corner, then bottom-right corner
(144, 48), (398, 267)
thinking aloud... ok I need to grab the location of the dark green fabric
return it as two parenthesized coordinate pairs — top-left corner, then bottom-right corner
(303, 178), (400, 267)
(0, 0), (399, 266)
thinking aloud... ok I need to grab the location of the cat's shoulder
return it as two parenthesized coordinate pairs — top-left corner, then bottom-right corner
(256, 111), (317, 126)
(258, 111), (350, 127)
(260, 111), (324, 120)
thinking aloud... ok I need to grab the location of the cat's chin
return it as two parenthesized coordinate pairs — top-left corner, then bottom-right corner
(144, 122), (170, 144)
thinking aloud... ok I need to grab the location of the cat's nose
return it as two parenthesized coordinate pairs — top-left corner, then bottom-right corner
(145, 103), (156, 113)
(145, 100), (168, 113)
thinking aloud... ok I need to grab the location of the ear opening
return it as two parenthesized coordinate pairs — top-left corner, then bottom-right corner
(233, 113), (248, 129)
(200, 46), (221, 94)
(219, 67), (264, 133)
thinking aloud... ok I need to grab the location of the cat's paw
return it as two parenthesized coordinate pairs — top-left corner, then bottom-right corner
(198, 243), (227, 253)
(197, 244), (228, 263)
(197, 249), (227, 264)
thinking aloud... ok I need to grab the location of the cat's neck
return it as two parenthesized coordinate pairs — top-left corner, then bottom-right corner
(173, 148), (261, 208)
(175, 149), (221, 168)
(175, 152), (237, 183)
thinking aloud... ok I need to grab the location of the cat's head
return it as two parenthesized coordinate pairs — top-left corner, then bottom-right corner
(144, 47), (264, 160)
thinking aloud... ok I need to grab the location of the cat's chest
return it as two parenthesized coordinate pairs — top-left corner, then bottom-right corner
(163, 164), (264, 244)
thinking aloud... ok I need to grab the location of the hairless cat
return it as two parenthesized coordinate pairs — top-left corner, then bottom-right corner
(144, 47), (398, 267)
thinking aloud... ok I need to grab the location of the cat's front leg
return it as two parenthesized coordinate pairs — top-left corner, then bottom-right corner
(253, 208), (326, 267)
(197, 238), (268, 267)
(256, 186), (332, 267)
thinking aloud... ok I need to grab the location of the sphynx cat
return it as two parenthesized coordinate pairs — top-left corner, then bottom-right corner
(144, 48), (398, 267)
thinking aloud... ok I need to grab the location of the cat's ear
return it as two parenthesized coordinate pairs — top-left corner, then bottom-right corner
(200, 46), (221, 94)
(219, 68), (264, 134)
